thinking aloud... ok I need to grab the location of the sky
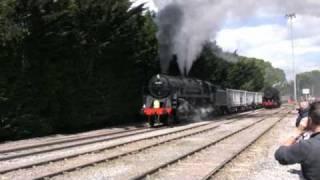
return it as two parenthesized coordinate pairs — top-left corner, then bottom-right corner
(132, 0), (320, 80)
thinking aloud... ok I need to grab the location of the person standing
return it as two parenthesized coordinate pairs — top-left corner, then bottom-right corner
(275, 102), (320, 180)
(296, 101), (309, 128)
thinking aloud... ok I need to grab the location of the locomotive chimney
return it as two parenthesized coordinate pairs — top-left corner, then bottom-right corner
(168, 54), (181, 76)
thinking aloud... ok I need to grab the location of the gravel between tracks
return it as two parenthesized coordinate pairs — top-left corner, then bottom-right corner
(212, 112), (302, 180)
(0, 122), (217, 179)
(0, 128), (156, 160)
(0, 125), (146, 151)
(0, 109), (268, 180)
(49, 110), (278, 180)
(0, 110), (261, 152)
(0, 122), (211, 171)
(148, 113), (287, 179)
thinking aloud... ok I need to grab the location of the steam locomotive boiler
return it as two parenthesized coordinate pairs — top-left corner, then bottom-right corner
(142, 74), (214, 127)
(142, 74), (263, 127)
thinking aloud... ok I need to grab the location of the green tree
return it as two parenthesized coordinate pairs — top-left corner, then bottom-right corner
(189, 42), (286, 92)
(189, 43), (231, 88)
(297, 70), (320, 98)
(253, 59), (287, 88)
(227, 58), (264, 91)
(0, 0), (159, 140)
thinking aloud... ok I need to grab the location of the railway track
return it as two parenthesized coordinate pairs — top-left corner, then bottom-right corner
(143, 110), (290, 180)
(0, 109), (266, 179)
(0, 122), (210, 173)
(0, 109), (261, 163)
(202, 115), (289, 180)
(0, 127), (159, 161)
(132, 110), (289, 180)
(48, 109), (287, 180)
(0, 109), (260, 158)
(0, 126), (151, 154)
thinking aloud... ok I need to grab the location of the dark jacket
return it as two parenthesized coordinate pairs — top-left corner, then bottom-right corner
(275, 133), (320, 180)
(296, 108), (309, 127)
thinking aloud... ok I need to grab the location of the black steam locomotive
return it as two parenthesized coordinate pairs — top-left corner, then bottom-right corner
(142, 74), (263, 127)
(262, 87), (281, 108)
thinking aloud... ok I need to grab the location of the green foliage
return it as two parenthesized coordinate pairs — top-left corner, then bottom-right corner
(189, 42), (284, 92)
(253, 59), (286, 88)
(227, 58), (264, 91)
(297, 70), (320, 98)
(0, 0), (158, 140)
(189, 43), (231, 88)
(0, 0), (288, 141)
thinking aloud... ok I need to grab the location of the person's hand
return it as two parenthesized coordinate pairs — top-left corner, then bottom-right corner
(281, 117), (310, 147)
(298, 117), (309, 132)
(282, 133), (302, 146)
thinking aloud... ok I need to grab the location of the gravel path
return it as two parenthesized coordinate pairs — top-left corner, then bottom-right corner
(212, 111), (303, 180)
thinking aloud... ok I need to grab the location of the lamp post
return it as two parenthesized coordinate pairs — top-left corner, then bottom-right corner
(286, 13), (297, 103)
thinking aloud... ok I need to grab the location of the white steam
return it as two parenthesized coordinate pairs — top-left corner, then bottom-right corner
(153, 0), (320, 74)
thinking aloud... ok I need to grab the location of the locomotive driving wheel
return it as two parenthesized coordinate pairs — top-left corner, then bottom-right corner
(148, 116), (156, 127)
(162, 115), (174, 126)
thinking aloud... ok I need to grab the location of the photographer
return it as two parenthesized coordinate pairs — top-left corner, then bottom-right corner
(296, 101), (309, 128)
(275, 102), (320, 180)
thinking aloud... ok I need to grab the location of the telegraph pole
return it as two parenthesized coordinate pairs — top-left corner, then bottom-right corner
(286, 13), (297, 102)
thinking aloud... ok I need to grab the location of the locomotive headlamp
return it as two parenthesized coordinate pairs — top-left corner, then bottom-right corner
(153, 100), (160, 108)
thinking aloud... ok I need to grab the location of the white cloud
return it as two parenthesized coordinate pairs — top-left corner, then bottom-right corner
(293, 15), (320, 38)
(136, 0), (320, 80)
(131, 0), (158, 11)
(217, 15), (320, 80)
